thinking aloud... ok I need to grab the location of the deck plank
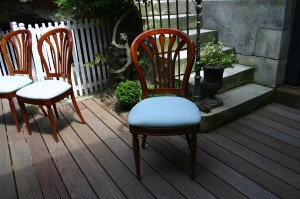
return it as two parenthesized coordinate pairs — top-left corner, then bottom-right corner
(238, 117), (300, 148)
(7, 129), (44, 199)
(164, 135), (279, 199)
(82, 99), (187, 199)
(1, 99), (300, 199)
(2, 99), (18, 132)
(219, 126), (300, 174)
(59, 104), (149, 199)
(0, 100), (18, 199)
(2, 99), (43, 199)
(199, 135), (300, 199)
(205, 129), (300, 190)
(258, 107), (300, 128)
(148, 135), (248, 199)
(54, 109), (126, 199)
(85, 99), (215, 199)
(228, 121), (300, 160)
(23, 115), (70, 199)
(0, 99), (8, 132)
(246, 113), (300, 138)
(33, 113), (98, 199)
(270, 102), (300, 115)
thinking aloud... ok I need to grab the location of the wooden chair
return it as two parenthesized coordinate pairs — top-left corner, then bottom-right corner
(0, 30), (33, 131)
(128, 28), (201, 180)
(16, 28), (86, 142)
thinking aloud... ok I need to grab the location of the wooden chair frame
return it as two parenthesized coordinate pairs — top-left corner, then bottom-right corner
(129, 28), (199, 180)
(0, 30), (33, 131)
(17, 28), (86, 142)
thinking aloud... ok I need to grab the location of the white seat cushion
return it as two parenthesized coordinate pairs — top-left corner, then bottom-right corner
(128, 96), (201, 127)
(0, 76), (33, 93)
(16, 80), (71, 100)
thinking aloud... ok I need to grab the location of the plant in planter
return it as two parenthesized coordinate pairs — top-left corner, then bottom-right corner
(200, 42), (237, 109)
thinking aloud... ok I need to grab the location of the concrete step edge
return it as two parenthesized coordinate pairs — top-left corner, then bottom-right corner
(200, 83), (274, 132)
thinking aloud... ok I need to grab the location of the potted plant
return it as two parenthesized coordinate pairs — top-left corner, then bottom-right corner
(200, 42), (237, 109)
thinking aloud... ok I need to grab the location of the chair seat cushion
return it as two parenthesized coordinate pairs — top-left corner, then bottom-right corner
(128, 96), (201, 127)
(16, 80), (71, 100)
(0, 76), (33, 93)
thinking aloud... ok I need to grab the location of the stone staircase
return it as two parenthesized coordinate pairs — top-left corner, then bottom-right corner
(137, 0), (273, 132)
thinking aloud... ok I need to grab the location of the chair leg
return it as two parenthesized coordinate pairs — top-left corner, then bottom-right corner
(70, 94), (86, 124)
(53, 104), (59, 118)
(132, 133), (141, 180)
(141, 135), (147, 149)
(185, 134), (191, 148)
(8, 98), (21, 132)
(19, 102), (31, 135)
(39, 105), (47, 116)
(190, 132), (197, 180)
(46, 105), (59, 142)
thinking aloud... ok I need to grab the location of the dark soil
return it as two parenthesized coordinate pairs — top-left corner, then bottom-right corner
(95, 89), (129, 120)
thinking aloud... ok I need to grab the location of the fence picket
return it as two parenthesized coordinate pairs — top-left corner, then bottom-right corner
(90, 20), (103, 91)
(65, 21), (83, 96)
(0, 30), (10, 76)
(0, 19), (110, 96)
(85, 19), (98, 93)
(72, 20), (89, 95)
(79, 20), (93, 94)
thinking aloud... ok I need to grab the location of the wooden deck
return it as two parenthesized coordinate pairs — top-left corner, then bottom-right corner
(1, 97), (300, 199)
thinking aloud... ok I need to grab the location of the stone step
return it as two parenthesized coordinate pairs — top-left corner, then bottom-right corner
(142, 13), (197, 30)
(219, 64), (254, 92)
(155, 29), (218, 50)
(274, 85), (300, 110)
(136, 2), (273, 134)
(174, 43), (233, 75)
(186, 64), (254, 95)
(200, 83), (274, 132)
(186, 29), (218, 47)
(137, 0), (197, 16)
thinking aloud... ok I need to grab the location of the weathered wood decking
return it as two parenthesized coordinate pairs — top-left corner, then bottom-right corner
(0, 97), (300, 199)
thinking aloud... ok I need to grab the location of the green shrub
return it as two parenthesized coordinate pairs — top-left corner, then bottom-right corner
(115, 80), (142, 109)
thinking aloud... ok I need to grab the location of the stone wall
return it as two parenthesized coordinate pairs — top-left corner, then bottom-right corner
(201, 0), (297, 87)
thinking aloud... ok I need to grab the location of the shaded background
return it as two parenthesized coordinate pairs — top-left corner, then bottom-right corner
(0, 0), (57, 29)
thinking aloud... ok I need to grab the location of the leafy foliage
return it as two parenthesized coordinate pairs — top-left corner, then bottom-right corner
(83, 53), (106, 67)
(115, 80), (142, 109)
(114, 80), (169, 109)
(200, 42), (237, 69)
(55, 0), (148, 19)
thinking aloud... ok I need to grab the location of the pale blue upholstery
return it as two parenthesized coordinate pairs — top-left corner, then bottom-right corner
(128, 96), (201, 127)
(16, 80), (71, 100)
(0, 76), (32, 93)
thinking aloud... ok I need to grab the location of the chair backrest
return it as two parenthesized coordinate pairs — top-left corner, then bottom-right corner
(37, 28), (73, 84)
(130, 28), (195, 99)
(1, 29), (33, 79)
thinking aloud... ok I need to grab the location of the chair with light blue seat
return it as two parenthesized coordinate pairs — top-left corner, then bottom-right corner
(128, 28), (201, 180)
(0, 30), (34, 131)
(16, 28), (86, 142)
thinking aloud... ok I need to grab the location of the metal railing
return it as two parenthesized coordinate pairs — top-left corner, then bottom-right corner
(135, 0), (202, 104)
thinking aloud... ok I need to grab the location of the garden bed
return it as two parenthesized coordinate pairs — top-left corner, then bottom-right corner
(96, 89), (129, 120)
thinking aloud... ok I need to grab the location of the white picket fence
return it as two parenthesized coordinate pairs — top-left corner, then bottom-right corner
(0, 19), (113, 97)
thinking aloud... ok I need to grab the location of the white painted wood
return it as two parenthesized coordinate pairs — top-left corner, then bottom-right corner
(0, 19), (109, 96)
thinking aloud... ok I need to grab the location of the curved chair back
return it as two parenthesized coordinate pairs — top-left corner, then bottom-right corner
(16, 28), (86, 142)
(129, 28), (200, 180)
(37, 28), (73, 84)
(1, 29), (32, 79)
(130, 28), (195, 99)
